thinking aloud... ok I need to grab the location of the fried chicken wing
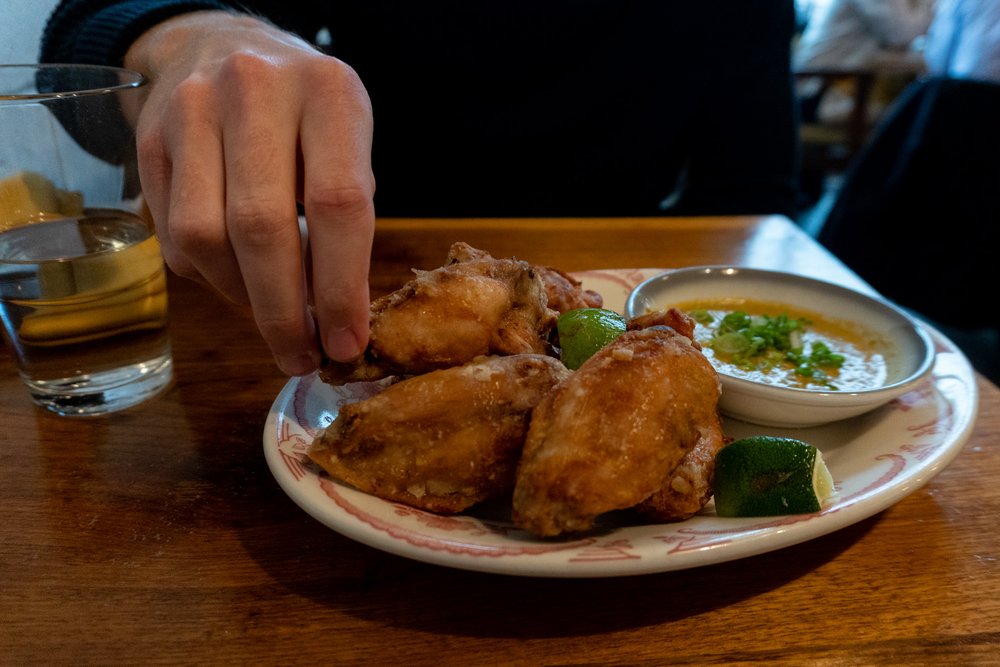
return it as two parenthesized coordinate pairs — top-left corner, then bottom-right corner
(534, 265), (604, 314)
(626, 307), (698, 341)
(442, 242), (602, 314)
(512, 316), (723, 536)
(309, 354), (571, 514)
(635, 420), (728, 522)
(625, 310), (728, 521)
(321, 243), (557, 385)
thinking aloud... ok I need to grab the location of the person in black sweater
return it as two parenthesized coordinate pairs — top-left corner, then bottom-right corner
(41, 1), (799, 376)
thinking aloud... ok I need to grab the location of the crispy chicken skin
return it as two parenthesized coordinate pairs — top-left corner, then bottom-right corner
(635, 418), (728, 522)
(451, 243), (603, 315)
(532, 265), (604, 314)
(512, 315), (723, 537)
(309, 354), (571, 514)
(321, 243), (557, 385)
(626, 307), (698, 341)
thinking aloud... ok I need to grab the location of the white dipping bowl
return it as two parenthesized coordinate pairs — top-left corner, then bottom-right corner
(624, 267), (936, 428)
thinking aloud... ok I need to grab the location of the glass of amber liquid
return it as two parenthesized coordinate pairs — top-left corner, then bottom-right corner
(0, 64), (172, 416)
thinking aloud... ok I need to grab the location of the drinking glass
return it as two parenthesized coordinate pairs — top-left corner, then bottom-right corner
(0, 64), (172, 416)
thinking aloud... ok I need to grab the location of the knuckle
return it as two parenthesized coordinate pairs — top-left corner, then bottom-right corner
(305, 183), (374, 222)
(255, 309), (305, 342)
(227, 200), (292, 247)
(169, 213), (222, 255)
(304, 55), (354, 83)
(169, 76), (215, 114)
(219, 51), (279, 91)
(305, 57), (371, 106)
(165, 77), (220, 135)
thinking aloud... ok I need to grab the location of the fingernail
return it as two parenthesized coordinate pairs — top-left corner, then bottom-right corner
(325, 327), (363, 362)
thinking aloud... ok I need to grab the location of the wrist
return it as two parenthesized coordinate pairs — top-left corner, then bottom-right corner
(125, 10), (318, 77)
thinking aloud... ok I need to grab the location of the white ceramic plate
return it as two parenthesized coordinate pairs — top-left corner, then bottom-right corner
(263, 268), (979, 578)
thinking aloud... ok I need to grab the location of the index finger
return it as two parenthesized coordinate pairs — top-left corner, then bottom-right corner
(299, 61), (375, 363)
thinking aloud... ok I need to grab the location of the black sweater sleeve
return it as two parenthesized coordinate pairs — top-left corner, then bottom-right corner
(41, 0), (331, 66)
(41, 1), (334, 67)
(40, 0), (232, 66)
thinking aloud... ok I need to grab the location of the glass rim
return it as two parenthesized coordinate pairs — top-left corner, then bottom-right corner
(0, 212), (155, 265)
(0, 63), (145, 102)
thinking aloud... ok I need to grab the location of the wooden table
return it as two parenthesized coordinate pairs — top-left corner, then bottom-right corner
(3, 216), (998, 664)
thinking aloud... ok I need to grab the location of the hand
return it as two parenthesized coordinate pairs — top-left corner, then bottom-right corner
(125, 11), (374, 375)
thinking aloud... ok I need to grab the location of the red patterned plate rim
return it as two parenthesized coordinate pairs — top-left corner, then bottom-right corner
(263, 268), (979, 577)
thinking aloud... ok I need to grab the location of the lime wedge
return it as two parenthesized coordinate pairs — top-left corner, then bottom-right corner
(556, 308), (626, 370)
(713, 436), (834, 517)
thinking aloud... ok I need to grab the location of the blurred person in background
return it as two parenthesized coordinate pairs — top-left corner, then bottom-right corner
(923, 0), (1000, 82)
(815, 0), (1000, 382)
(795, 0), (934, 122)
(795, 0), (933, 71)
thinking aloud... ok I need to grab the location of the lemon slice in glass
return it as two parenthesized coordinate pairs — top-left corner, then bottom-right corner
(0, 171), (83, 230)
(713, 436), (834, 517)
